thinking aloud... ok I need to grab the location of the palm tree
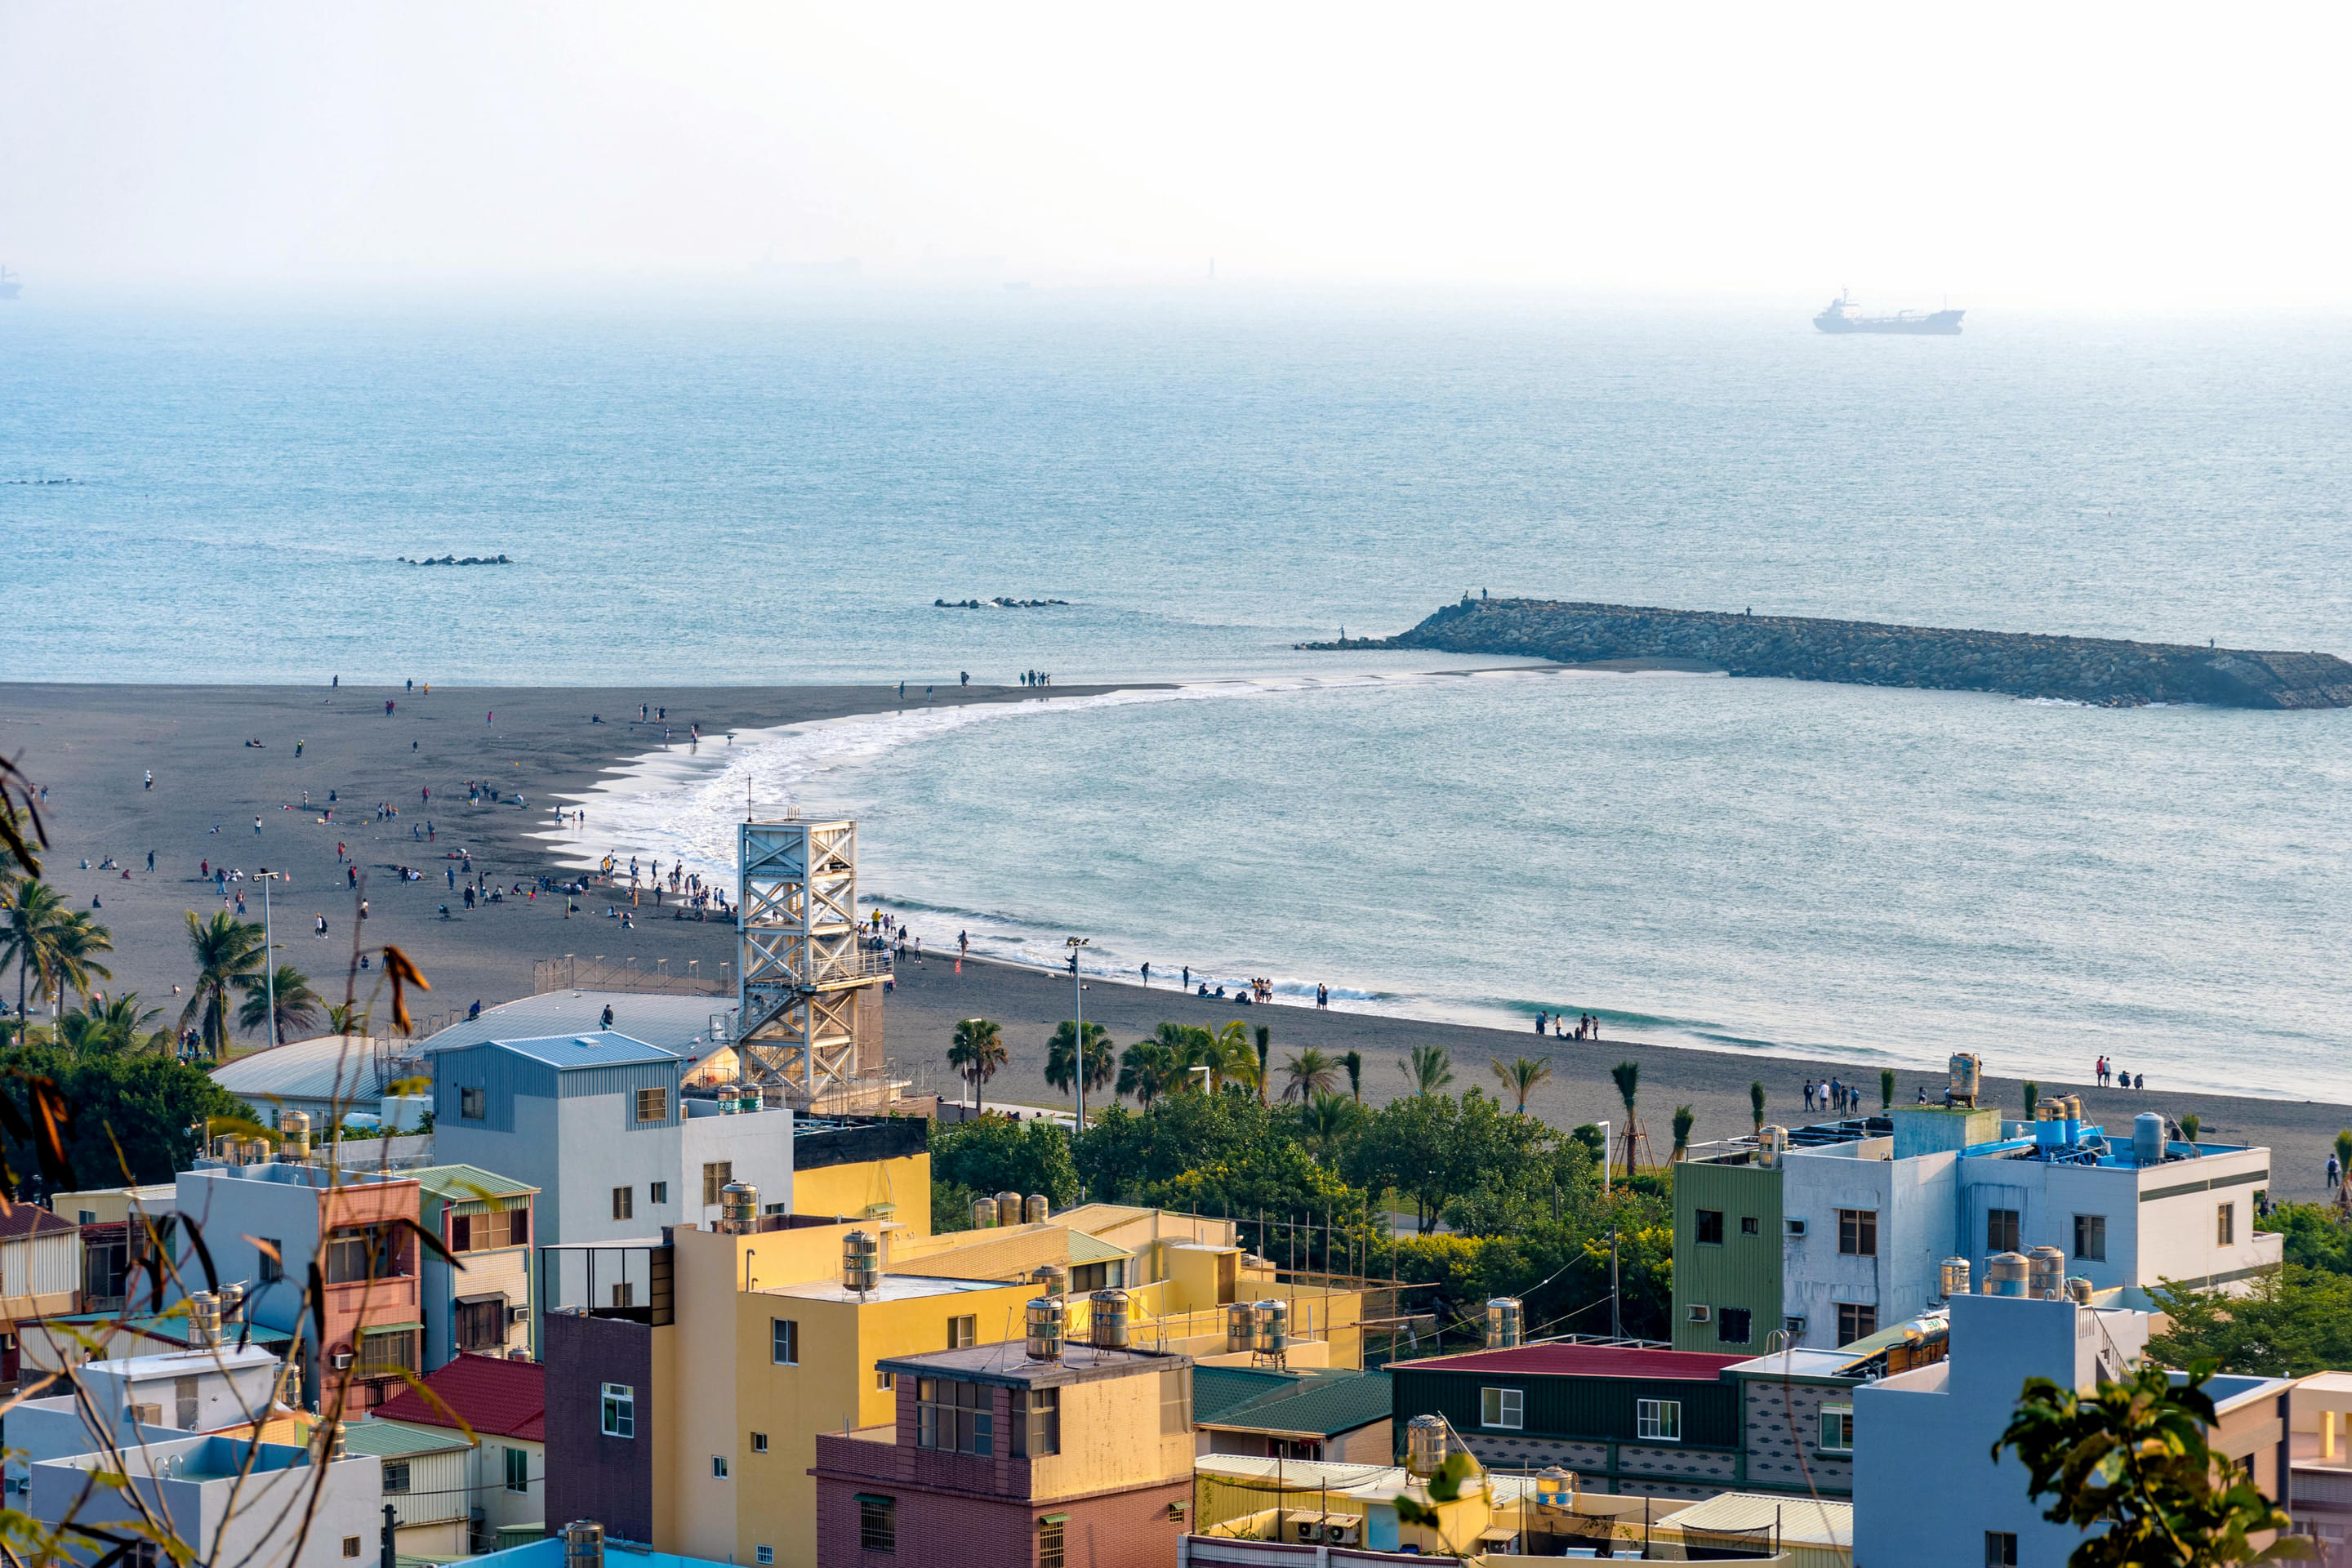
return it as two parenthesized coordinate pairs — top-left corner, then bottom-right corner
(1207, 1021), (1256, 1095)
(1610, 1059), (1642, 1171)
(1045, 1020), (1114, 1105)
(1282, 1049), (1339, 1102)
(1254, 1025), (1272, 1107)
(1117, 1039), (1178, 1106)
(327, 1002), (364, 1037)
(180, 910), (268, 1061)
(51, 910), (115, 1009)
(1297, 1092), (1361, 1166)
(1490, 1055), (1552, 1113)
(1399, 1044), (1454, 1097)
(1749, 1080), (1766, 1134)
(947, 1018), (1005, 1114)
(2, 880), (75, 1018)
(59, 992), (165, 1055)
(238, 964), (322, 1045)
(1343, 1049), (1362, 1103)
(1670, 1104), (1695, 1161)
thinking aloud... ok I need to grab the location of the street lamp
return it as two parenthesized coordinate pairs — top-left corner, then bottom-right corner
(255, 870), (286, 1045)
(1066, 938), (1089, 1131)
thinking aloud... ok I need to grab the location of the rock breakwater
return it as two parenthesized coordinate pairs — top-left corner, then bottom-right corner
(1303, 598), (2352, 710)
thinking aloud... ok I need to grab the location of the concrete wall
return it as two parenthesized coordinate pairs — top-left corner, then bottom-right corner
(543, 1311), (657, 1545)
(1740, 1376), (1855, 1498)
(1953, 1145), (2279, 1300)
(792, 1152), (929, 1231)
(1782, 1142), (1958, 1348)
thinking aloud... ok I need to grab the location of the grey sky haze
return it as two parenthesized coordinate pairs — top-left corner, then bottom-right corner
(2, 2), (2347, 306)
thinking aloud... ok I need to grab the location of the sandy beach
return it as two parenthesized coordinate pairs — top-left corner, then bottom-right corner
(7, 679), (2345, 1200)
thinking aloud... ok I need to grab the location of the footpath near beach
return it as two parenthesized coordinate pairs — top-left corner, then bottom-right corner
(4, 679), (2345, 1200)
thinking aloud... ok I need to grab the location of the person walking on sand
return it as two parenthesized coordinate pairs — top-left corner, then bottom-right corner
(254, 816), (262, 835)
(145, 769), (153, 791)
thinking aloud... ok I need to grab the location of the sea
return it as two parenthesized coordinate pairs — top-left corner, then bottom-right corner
(5, 287), (2349, 1099)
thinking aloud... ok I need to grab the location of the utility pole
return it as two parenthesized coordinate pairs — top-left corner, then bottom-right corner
(1067, 937), (1089, 1131)
(257, 871), (283, 1045)
(1610, 1223), (1621, 1339)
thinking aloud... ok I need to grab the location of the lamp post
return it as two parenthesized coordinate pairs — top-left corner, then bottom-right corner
(256, 871), (284, 1045)
(1067, 938), (1089, 1131)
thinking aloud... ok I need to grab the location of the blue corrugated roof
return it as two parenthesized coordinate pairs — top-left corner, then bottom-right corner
(476, 1031), (679, 1070)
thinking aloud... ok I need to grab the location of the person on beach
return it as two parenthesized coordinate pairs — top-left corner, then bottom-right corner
(146, 850), (154, 872)
(145, 769), (153, 790)
(1182, 965), (1190, 990)
(1141, 962), (1152, 985)
(1317, 983), (1329, 1009)
(1535, 1011), (1547, 1035)
(254, 817), (262, 835)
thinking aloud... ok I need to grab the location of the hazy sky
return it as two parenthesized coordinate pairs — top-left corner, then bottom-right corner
(4, 2), (2347, 305)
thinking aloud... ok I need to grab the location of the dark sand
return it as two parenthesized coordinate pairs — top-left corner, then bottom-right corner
(7, 681), (2345, 1200)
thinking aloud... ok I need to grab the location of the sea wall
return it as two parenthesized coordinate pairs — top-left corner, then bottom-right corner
(1303, 599), (2352, 710)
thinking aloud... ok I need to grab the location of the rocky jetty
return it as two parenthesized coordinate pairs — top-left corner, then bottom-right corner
(402, 554), (512, 566)
(1303, 598), (2352, 710)
(935, 596), (1070, 609)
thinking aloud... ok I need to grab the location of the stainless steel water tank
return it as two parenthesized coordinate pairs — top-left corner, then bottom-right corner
(1948, 1053), (1982, 1106)
(277, 1110), (311, 1159)
(843, 1230), (880, 1294)
(1486, 1297), (1524, 1349)
(1255, 1298), (1289, 1354)
(1025, 1296), (1065, 1361)
(1031, 1263), (1066, 1298)
(1939, 1257), (1971, 1301)
(1025, 1194), (1050, 1225)
(996, 1191), (1024, 1228)
(1226, 1300), (1259, 1355)
(1984, 1251), (2029, 1297)
(1758, 1125), (1788, 1168)
(1405, 1414), (1447, 1477)
(2066, 1276), (2093, 1305)
(218, 1281), (245, 1327)
(188, 1290), (220, 1349)
(2027, 1245), (2066, 1300)
(2134, 1111), (2167, 1166)
(719, 1181), (759, 1234)
(1090, 1289), (1129, 1349)
(972, 1196), (1000, 1229)
(563, 1519), (604, 1568)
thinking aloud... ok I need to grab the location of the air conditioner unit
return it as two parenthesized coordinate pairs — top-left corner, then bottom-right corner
(332, 1352), (354, 1370)
(1686, 1305), (1712, 1323)
(510, 1306), (529, 1326)
(1784, 1218), (1809, 1237)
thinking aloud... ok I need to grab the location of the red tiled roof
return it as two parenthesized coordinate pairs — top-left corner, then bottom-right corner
(2, 1207), (80, 1239)
(374, 1353), (546, 1441)
(1402, 1344), (1746, 1382)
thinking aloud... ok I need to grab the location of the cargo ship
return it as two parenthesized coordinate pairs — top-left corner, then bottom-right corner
(1813, 290), (1961, 334)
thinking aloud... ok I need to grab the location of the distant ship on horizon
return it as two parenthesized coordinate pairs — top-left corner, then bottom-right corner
(0, 267), (20, 301)
(1814, 288), (1962, 335)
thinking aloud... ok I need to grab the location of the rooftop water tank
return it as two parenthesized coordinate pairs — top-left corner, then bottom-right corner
(972, 1196), (1000, 1229)
(277, 1110), (311, 1160)
(1535, 1467), (1576, 1506)
(1031, 1263), (1066, 1298)
(218, 1281), (245, 1326)
(1255, 1298), (1289, 1355)
(1758, 1125), (1788, 1168)
(326, 1419), (347, 1460)
(842, 1230), (880, 1295)
(1025, 1296), (1065, 1361)
(563, 1519), (604, 1568)
(719, 1181), (759, 1234)
(1486, 1297), (1524, 1349)
(2134, 1112), (2167, 1166)
(2027, 1245), (2066, 1300)
(995, 1192), (1024, 1229)
(188, 1290), (220, 1349)
(1984, 1251), (2029, 1297)
(1405, 1414), (1447, 1477)
(2063, 1095), (2083, 1122)
(1948, 1053), (1982, 1107)
(1025, 1194), (1050, 1225)
(2066, 1276), (2094, 1305)
(1226, 1301), (1260, 1355)
(1090, 1289), (1129, 1349)
(1938, 1257), (1971, 1302)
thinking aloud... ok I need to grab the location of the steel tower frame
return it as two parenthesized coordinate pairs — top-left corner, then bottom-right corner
(736, 817), (882, 1105)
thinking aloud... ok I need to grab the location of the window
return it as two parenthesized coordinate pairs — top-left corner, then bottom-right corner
(712, 1455), (729, 1479)
(257, 1238), (283, 1284)
(1637, 1399), (1682, 1442)
(2074, 1214), (2107, 1262)
(602, 1383), (636, 1438)
(649, 1182), (668, 1206)
(1784, 1218), (1808, 1237)
(1985, 1530), (2018, 1566)
(383, 1460), (412, 1494)
(612, 1186), (634, 1222)
(1481, 1387), (1524, 1430)
(324, 1224), (403, 1284)
(1837, 1209), (1878, 1258)
(635, 1087), (667, 1123)
(1038, 1517), (1066, 1568)
(456, 1295), (509, 1352)
(1013, 1388), (1060, 1457)
(356, 1328), (417, 1378)
(1740, 1216), (1761, 1236)
(1837, 1303), (1878, 1345)
(876, 1370), (895, 1391)
(1820, 1407), (1855, 1452)
(947, 1315), (977, 1349)
(452, 1207), (528, 1253)
(1686, 1304), (1712, 1323)
(460, 1086), (486, 1120)
(1695, 1209), (1724, 1246)
(176, 1374), (198, 1428)
(1717, 1307), (1753, 1346)
(1987, 1208), (2020, 1254)
(858, 1497), (897, 1554)
(78, 1209), (96, 1226)
(773, 1318), (800, 1365)
(757, 1551), (773, 1566)
(1071, 1259), (1125, 1293)
(1159, 1366), (1191, 1436)
(610, 1282), (635, 1308)
(751, 1432), (768, 1454)
(916, 1379), (995, 1455)
(505, 1446), (529, 1493)
(343, 1540), (361, 1560)
(2218, 1203), (2235, 1246)
(702, 1161), (733, 1205)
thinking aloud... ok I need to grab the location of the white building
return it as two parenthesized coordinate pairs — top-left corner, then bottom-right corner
(26, 1432), (381, 1568)
(7, 1343), (293, 1486)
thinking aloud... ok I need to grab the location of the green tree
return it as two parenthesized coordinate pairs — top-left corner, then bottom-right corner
(1490, 1055), (1551, 1113)
(1347, 1089), (1557, 1236)
(1879, 1068), (1895, 1111)
(1254, 1025), (1272, 1107)
(237, 964), (321, 1045)
(1293, 1092), (1361, 1167)
(1610, 1061), (1640, 1169)
(1750, 1080), (1766, 1134)
(1205, 1021), (1257, 1096)
(1343, 1049), (1363, 1103)
(2, 882), (90, 1018)
(2025, 1079), (2041, 1117)
(0, 1043), (243, 1193)
(2179, 1114), (2202, 1143)
(931, 1115), (1082, 1213)
(947, 1018), (1006, 1113)
(2256, 1203), (2352, 1276)
(1400, 1045), (1454, 1097)
(1044, 1020), (1114, 1105)
(1670, 1104), (1695, 1161)
(57, 993), (167, 1056)
(2147, 1267), (2352, 1377)
(2337, 1130), (2352, 1193)
(1116, 1038), (1179, 1106)
(1282, 1049), (1339, 1102)
(1076, 1092), (1285, 1203)
(179, 910), (267, 1061)
(1994, 1358), (2309, 1568)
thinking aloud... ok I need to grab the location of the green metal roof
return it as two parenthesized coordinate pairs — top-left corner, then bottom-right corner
(1192, 1367), (1392, 1438)
(344, 1419), (472, 1456)
(403, 1164), (540, 1202)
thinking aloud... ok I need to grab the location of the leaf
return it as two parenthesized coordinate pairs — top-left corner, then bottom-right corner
(381, 944), (430, 1034)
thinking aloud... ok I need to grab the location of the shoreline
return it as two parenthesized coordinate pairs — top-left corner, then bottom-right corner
(6, 678), (2347, 1201)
